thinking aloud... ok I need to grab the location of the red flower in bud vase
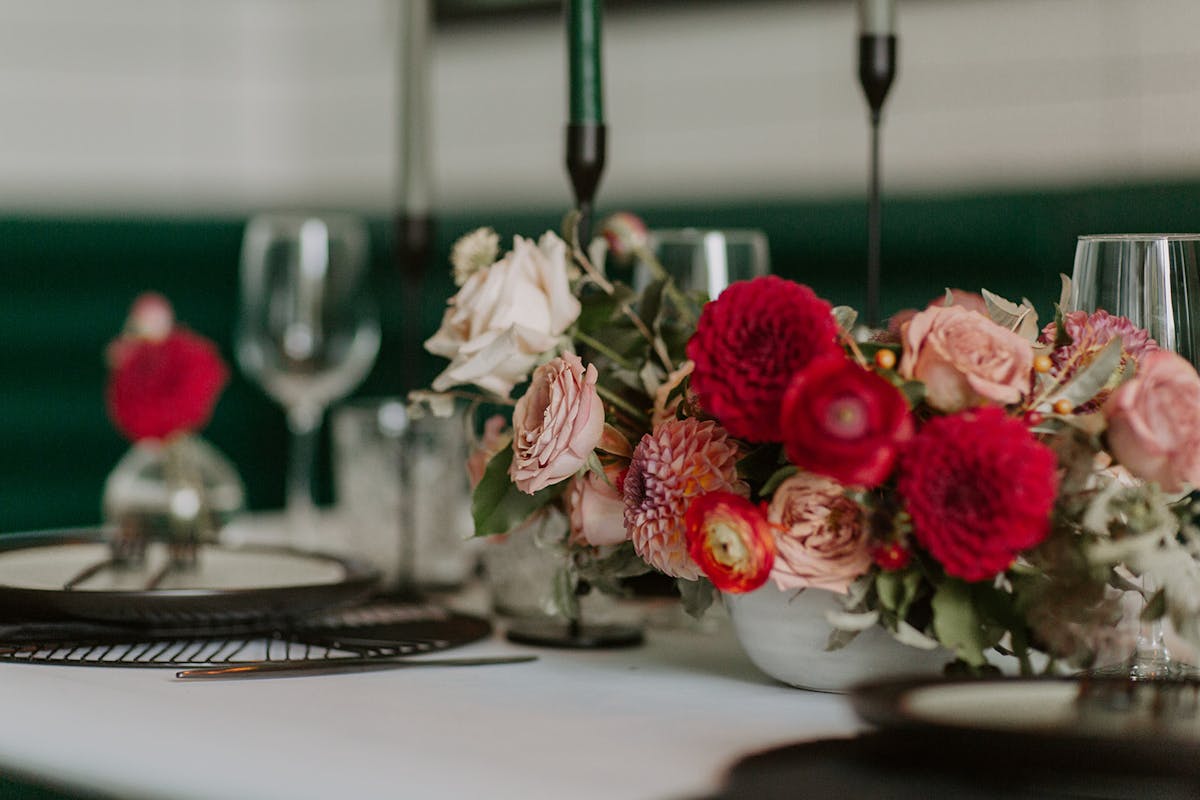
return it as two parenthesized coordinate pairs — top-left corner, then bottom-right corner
(106, 295), (229, 442)
(871, 541), (912, 571)
(780, 355), (914, 488)
(684, 491), (776, 593)
(687, 276), (842, 443)
(898, 407), (1059, 582)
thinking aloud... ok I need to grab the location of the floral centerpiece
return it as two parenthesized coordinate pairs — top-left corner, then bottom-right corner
(415, 214), (1200, 673)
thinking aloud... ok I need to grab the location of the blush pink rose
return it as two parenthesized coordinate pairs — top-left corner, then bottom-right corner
(767, 472), (871, 594)
(899, 304), (1033, 412)
(567, 463), (628, 547)
(509, 353), (605, 494)
(1105, 350), (1200, 492)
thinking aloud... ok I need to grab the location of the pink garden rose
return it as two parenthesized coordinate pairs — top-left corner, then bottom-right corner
(509, 353), (605, 494)
(1105, 350), (1200, 492)
(888, 289), (989, 337)
(567, 463), (628, 547)
(899, 304), (1033, 412)
(767, 472), (871, 594)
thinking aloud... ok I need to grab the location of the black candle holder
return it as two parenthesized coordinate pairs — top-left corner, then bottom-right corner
(858, 33), (897, 329)
(565, 123), (606, 245)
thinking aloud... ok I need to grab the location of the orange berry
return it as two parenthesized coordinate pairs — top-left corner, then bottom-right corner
(1052, 398), (1073, 415)
(874, 349), (897, 370)
(1033, 354), (1053, 373)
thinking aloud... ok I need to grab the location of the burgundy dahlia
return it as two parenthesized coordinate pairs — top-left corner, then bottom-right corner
(686, 276), (841, 443)
(898, 407), (1059, 582)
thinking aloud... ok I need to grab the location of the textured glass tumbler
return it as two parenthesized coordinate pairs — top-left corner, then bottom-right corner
(333, 399), (474, 594)
(1071, 234), (1200, 680)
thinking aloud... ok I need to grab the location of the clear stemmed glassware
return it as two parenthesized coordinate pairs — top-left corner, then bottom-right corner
(636, 228), (770, 298)
(237, 213), (381, 550)
(1071, 233), (1200, 679)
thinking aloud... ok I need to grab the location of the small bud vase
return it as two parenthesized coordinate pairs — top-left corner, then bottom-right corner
(102, 435), (245, 569)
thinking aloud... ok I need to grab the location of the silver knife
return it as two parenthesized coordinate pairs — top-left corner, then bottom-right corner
(175, 654), (537, 680)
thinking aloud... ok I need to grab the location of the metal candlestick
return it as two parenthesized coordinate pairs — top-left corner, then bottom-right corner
(858, 33), (897, 328)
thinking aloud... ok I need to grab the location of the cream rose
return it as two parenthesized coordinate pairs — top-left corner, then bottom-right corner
(510, 353), (605, 494)
(899, 304), (1033, 412)
(1105, 350), (1200, 492)
(567, 463), (628, 547)
(767, 472), (871, 594)
(425, 232), (580, 397)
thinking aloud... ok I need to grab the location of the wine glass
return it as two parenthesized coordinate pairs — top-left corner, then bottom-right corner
(1071, 233), (1200, 679)
(237, 213), (381, 550)
(635, 228), (770, 298)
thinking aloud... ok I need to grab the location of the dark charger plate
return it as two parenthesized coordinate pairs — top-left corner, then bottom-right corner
(0, 528), (378, 626)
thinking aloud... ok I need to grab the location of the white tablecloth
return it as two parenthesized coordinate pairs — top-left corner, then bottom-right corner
(0, 618), (863, 800)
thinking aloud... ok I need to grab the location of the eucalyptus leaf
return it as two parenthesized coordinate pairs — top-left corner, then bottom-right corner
(900, 380), (926, 406)
(679, 578), (715, 619)
(825, 609), (880, 631)
(832, 305), (858, 332)
(1059, 273), (1074, 314)
(1049, 337), (1122, 408)
(892, 621), (941, 651)
(982, 288), (1039, 340)
(471, 447), (567, 537)
(876, 571), (903, 612)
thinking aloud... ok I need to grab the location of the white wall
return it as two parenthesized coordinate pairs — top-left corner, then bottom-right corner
(0, 0), (1197, 214)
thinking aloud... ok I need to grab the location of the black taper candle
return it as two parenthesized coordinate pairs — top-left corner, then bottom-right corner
(858, 33), (897, 328)
(566, 123), (606, 245)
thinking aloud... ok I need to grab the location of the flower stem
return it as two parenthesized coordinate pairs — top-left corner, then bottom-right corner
(574, 329), (638, 371)
(595, 384), (650, 426)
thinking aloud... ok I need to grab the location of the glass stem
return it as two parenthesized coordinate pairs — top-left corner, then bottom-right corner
(1134, 574), (1171, 666)
(286, 404), (323, 551)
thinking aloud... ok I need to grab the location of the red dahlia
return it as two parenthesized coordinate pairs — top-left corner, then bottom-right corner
(897, 407), (1059, 582)
(107, 329), (229, 442)
(686, 276), (841, 443)
(780, 354), (914, 488)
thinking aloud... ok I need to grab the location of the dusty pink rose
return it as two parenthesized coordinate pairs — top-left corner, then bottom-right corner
(651, 360), (695, 428)
(509, 353), (605, 494)
(887, 289), (989, 337)
(466, 415), (509, 489)
(567, 463), (628, 547)
(899, 304), (1033, 412)
(1105, 350), (1200, 492)
(767, 472), (871, 594)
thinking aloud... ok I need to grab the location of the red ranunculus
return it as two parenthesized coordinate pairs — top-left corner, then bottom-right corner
(684, 491), (776, 593)
(780, 355), (914, 488)
(106, 329), (229, 442)
(898, 407), (1059, 582)
(686, 276), (841, 443)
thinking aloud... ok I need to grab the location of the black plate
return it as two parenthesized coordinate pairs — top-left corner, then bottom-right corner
(0, 528), (378, 625)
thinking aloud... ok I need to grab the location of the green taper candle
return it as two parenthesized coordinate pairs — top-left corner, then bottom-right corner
(566, 0), (604, 125)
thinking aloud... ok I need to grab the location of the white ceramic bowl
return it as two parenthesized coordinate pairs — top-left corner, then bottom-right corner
(724, 583), (951, 693)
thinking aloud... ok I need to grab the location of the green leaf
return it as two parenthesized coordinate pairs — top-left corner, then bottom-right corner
(931, 580), (991, 667)
(876, 571), (904, 613)
(825, 627), (861, 652)
(1058, 273), (1074, 314)
(737, 444), (784, 494)
(899, 380), (926, 407)
(679, 578), (715, 619)
(1050, 337), (1122, 409)
(471, 447), (567, 537)
(760, 466), (799, 498)
(1141, 588), (1167, 622)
